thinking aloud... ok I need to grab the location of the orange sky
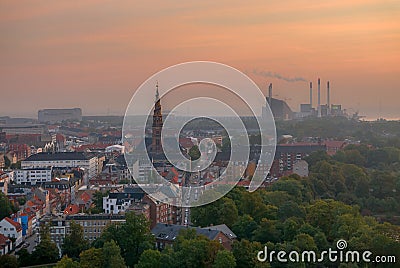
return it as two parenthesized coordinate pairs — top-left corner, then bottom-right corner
(0, 0), (399, 119)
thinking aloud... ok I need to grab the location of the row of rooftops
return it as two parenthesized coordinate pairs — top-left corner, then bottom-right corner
(19, 141), (337, 163)
(23, 152), (94, 161)
(65, 213), (126, 221)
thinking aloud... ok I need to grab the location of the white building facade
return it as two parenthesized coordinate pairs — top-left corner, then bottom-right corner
(103, 193), (132, 214)
(14, 168), (52, 185)
(0, 218), (23, 247)
(22, 152), (98, 179)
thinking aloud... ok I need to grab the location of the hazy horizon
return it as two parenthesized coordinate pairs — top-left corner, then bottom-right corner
(1, 1), (399, 120)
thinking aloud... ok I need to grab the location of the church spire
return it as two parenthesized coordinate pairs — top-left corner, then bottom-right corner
(155, 81), (159, 102)
(152, 81), (163, 154)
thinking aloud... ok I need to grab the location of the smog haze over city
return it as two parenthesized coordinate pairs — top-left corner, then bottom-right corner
(0, 0), (399, 119)
(0, 2), (400, 268)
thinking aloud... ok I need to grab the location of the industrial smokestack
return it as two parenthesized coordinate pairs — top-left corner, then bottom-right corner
(268, 83), (272, 106)
(317, 78), (321, 117)
(309, 82), (313, 107)
(327, 81), (330, 115)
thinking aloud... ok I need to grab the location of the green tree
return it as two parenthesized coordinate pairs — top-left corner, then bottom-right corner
(277, 201), (305, 221)
(337, 149), (366, 166)
(55, 256), (80, 268)
(3, 155), (11, 169)
(191, 197), (238, 228)
(80, 248), (103, 268)
(135, 249), (161, 268)
(102, 240), (126, 268)
(313, 231), (329, 250)
(189, 145), (201, 161)
(173, 229), (222, 268)
(0, 254), (18, 268)
(91, 191), (108, 214)
(304, 150), (330, 167)
(62, 220), (89, 260)
(231, 214), (258, 240)
(331, 213), (365, 241)
(237, 191), (269, 222)
(31, 223), (60, 265)
(212, 250), (236, 268)
(271, 177), (305, 203)
(0, 192), (14, 220)
(96, 212), (154, 267)
(221, 137), (231, 153)
(369, 171), (396, 198)
(232, 239), (266, 268)
(252, 218), (281, 243)
(17, 197), (26, 206)
(16, 248), (32, 267)
(292, 233), (317, 251)
(306, 200), (356, 240)
(10, 161), (21, 170)
(262, 191), (292, 207)
(340, 164), (367, 192)
(282, 217), (301, 241)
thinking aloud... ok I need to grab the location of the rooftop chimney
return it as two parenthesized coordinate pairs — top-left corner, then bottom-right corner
(268, 83), (272, 106)
(327, 81), (330, 115)
(309, 82), (313, 108)
(317, 78), (321, 117)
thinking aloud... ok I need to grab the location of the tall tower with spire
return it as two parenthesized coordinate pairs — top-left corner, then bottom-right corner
(152, 82), (163, 154)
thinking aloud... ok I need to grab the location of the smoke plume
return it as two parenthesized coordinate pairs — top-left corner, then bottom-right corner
(251, 69), (307, 83)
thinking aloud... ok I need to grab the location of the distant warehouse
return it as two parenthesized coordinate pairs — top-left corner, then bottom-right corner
(38, 108), (82, 123)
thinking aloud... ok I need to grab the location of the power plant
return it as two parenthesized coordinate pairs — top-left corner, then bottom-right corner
(327, 81), (330, 116)
(264, 78), (345, 120)
(317, 78), (321, 118)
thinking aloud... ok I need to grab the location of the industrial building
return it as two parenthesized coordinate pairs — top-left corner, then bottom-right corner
(38, 108), (82, 123)
(296, 78), (345, 118)
(263, 79), (345, 120)
(262, 83), (294, 120)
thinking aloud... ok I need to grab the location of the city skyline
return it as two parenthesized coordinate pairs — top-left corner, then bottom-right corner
(0, 0), (399, 119)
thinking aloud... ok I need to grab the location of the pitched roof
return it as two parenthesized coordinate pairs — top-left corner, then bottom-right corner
(324, 140), (346, 148)
(152, 223), (220, 242)
(64, 204), (80, 215)
(4, 217), (22, 232)
(0, 233), (11, 246)
(24, 152), (89, 161)
(80, 191), (92, 203)
(179, 137), (195, 149)
(203, 224), (237, 239)
(276, 144), (326, 154)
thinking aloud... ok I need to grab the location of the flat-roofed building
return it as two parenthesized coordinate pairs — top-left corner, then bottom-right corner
(38, 108), (82, 123)
(22, 152), (98, 179)
(14, 168), (52, 185)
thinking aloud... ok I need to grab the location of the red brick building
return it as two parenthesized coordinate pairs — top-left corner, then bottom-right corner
(8, 144), (31, 162)
(143, 195), (177, 228)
